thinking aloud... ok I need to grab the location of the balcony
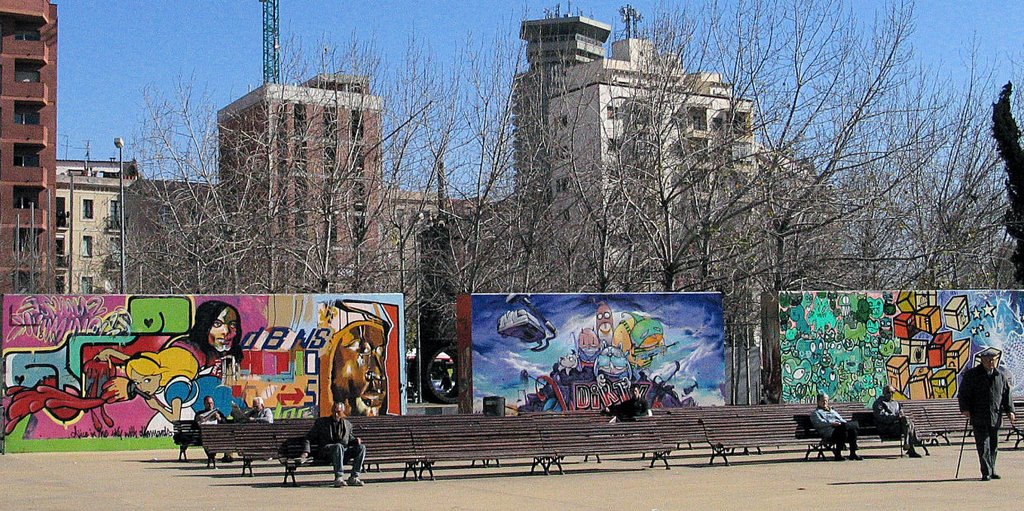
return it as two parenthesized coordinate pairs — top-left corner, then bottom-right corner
(4, 39), (48, 61)
(3, 164), (44, 183)
(5, 123), (47, 145)
(10, 205), (45, 227)
(55, 254), (68, 268)
(4, 81), (48, 102)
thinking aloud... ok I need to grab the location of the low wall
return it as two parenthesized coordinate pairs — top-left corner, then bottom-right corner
(1, 294), (405, 452)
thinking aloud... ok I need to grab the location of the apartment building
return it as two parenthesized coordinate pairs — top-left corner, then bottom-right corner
(0, 0), (57, 292)
(218, 73), (384, 290)
(55, 158), (136, 293)
(514, 14), (755, 200)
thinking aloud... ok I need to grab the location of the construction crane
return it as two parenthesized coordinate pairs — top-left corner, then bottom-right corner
(261, 0), (280, 84)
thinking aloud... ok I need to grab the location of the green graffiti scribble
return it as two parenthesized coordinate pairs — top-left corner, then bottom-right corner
(808, 297), (837, 331)
(128, 296), (192, 334)
(844, 323), (867, 342)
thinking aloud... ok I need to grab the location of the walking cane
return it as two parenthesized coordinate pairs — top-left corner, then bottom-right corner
(955, 418), (970, 479)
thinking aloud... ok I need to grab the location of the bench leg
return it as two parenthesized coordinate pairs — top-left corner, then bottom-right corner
(708, 444), (729, 466)
(283, 463), (298, 487)
(649, 450), (671, 470)
(402, 461), (417, 480)
(418, 461), (435, 481)
(178, 446), (188, 462)
(242, 460), (253, 477)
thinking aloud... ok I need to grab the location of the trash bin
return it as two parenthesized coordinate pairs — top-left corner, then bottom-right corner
(482, 396), (505, 417)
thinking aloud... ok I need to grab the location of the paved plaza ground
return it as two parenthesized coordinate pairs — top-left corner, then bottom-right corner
(1, 439), (1021, 510)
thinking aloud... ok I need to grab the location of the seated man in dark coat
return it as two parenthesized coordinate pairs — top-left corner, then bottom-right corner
(601, 386), (652, 423)
(301, 402), (367, 487)
(872, 385), (922, 458)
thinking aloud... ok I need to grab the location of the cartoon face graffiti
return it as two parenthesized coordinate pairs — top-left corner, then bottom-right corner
(627, 316), (666, 368)
(208, 307), (240, 353)
(595, 345), (631, 382)
(559, 351), (579, 372)
(327, 319), (388, 416)
(596, 302), (614, 344)
(577, 328), (601, 363)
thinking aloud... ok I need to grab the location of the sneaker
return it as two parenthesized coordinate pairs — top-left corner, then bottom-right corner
(848, 454), (864, 461)
(991, 474), (1001, 480)
(907, 450), (922, 458)
(347, 476), (364, 487)
(334, 477), (348, 487)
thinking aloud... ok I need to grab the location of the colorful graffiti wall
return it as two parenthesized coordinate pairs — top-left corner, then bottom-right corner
(779, 290), (1024, 403)
(1, 294), (404, 452)
(459, 293), (727, 413)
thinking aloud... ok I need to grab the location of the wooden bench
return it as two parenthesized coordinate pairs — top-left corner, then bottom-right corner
(278, 427), (422, 486)
(198, 423), (238, 468)
(171, 420), (203, 462)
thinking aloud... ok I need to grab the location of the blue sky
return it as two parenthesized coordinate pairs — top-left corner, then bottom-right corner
(56, 0), (1023, 163)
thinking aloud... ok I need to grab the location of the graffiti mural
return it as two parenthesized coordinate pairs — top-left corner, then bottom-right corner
(1, 294), (404, 452)
(778, 290), (1024, 403)
(460, 293), (726, 413)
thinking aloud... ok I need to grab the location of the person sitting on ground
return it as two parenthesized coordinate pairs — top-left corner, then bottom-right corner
(300, 401), (367, 487)
(872, 385), (922, 458)
(601, 386), (652, 423)
(810, 392), (862, 461)
(231, 396), (274, 423)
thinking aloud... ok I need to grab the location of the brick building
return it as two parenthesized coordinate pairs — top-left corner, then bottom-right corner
(0, 0), (57, 292)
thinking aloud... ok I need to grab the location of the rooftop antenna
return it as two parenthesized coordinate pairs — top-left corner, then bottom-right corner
(619, 4), (643, 39)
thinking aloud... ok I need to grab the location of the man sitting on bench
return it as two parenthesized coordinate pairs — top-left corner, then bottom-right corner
(231, 397), (274, 423)
(872, 385), (922, 458)
(300, 402), (366, 487)
(811, 392), (862, 461)
(601, 386), (652, 423)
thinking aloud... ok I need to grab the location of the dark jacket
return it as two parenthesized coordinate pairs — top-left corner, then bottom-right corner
(304, 416), (358, 458)
(958, 365), (1015, 427)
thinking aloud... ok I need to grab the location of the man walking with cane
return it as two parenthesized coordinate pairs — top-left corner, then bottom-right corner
(958, 347), (1015, 481)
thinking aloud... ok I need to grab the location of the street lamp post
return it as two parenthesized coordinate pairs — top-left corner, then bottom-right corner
(114, 137), (126, 293)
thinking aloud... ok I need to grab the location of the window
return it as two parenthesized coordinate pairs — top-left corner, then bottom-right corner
(82, 199), (94, 219)
(14, 62), (41, 82)
(55, 237), (65, 255)
(606, 104), (619, 119)
(350, 110), (364, 140)
(17, 228), (38, 253)
(110, 199), (120, 219)
(14, 104), (40, 125)
(688, 107), (707, 131)
(324, 106), (338, 139)
(82, 236), (93, 257)
(732, 111), (749, 134)
(56, 196), (68, 228)
(13, 186), (40, 209)
(14, 24), (41, 41)
(324, 145), (337, 167)
(711, 115), (725, 131)
(607, 137), (621, 152)
(354, 152), (365, 171)
(13, 147), (40, 167)
(55, 275), (66, 294)
(80, 276), (94, 294)
(293, 103), (307, 131)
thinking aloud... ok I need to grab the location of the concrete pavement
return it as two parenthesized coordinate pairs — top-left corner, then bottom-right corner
(1, 440), (1020, 510)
